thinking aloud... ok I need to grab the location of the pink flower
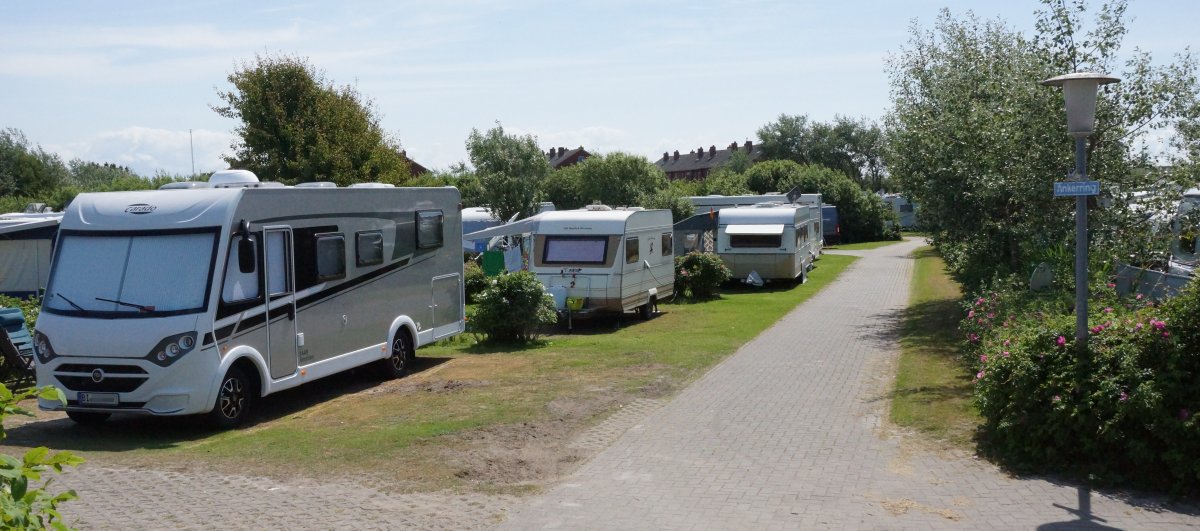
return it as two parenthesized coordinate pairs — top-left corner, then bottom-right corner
(1107, 283), (1116, 288)
(976, 370), (985, 379)
(1151, 319), (1166, 330)
(1163, 331), (1171, 338)
(1053, 395), (1061, 403)
(1056, 336), (1066, 347)
(987, 312), (995, 319)
(1003, 339), (1011, 347)
(975, 297), (985, 306)
(1103, 307), (1113, 314)
(1119, 391), (1128, 402)
(1136, 293), (1144, 300)
(980, 354), (988, 363)
(1135, 323), (1144, 331)
(1002, 351), (1010, 357)
(968, 333), (980, 343)
(1091, 325), (1104, 334)
(968, 310), (975, 318)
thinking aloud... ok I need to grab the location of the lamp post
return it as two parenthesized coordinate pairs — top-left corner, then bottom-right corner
(1041, 72), (1119, 353)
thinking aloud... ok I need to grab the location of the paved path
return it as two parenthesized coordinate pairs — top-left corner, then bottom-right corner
(501, 239), (1200, 530)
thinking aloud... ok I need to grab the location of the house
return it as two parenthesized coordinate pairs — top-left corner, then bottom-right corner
(400, 151), (430, 176)
(547, 146), (590, 169)
(656, 140), (764, 181)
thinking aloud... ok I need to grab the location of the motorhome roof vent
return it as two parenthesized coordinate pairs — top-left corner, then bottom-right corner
(618, 206), (646, 211)
(159, 181), (213, 190)
(585, 204), (613, 211)
(209, 169), (259, 187)
(295, 181), (338, 188)
(753, 201), (786, 208)
(348, 183), (396, 188)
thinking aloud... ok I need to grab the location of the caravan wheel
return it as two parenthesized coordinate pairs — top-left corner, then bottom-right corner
(379, 330), (414, 379)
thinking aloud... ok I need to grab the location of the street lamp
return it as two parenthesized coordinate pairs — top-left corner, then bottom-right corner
(1041, 72), (1120, 352)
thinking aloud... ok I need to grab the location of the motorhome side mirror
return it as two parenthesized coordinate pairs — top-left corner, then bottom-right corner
(238, 236), (256, 274)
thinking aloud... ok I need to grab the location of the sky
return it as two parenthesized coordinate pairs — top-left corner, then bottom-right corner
(2, 0), (1196, 177)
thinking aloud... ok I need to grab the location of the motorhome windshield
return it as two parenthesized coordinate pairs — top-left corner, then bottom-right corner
(44, 230), (219, 318)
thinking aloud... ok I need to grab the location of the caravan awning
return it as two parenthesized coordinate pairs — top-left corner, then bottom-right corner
(724, 224), (784, 235)
(462, 214), (544, 241)
(0, 216), (62, 236)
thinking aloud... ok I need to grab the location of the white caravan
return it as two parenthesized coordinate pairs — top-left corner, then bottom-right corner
(464, 206), (675, 319)
(34, 170), (464, 427)
(717, 204), (819, 283)
(0, 207), (63, 298)
(689, 193), (825, 256)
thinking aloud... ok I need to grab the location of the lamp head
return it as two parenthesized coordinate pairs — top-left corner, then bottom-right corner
(1041, 72), (1120, 136)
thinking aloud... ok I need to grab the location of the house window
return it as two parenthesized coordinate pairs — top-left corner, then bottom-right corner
(416, 210), (444, 249)
(625, 237), (639, 264)
(356, 231), (384, 267)
(315, 234), (346, 281)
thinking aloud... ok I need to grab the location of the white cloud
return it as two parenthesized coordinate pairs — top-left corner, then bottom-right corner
(48, 127), (234, 177)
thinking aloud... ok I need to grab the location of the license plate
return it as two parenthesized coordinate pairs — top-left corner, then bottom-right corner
(78, 392), (119, 406)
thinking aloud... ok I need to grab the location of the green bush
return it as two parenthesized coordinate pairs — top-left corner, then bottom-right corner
(468, 271), (557, 342)
(0, 295), (40, 330)
(965, 280), (1200, 492)
(464, 261), (488, 304)
(0, 385), (84, 530)
(674, 252), (732, 300)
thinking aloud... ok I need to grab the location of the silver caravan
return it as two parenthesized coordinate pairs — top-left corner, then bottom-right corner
(717, 204), (819, 283)
(464, 206), (674, 319)
(34, 170), (464, 427)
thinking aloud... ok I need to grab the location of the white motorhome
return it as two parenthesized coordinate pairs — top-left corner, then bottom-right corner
(0, 207), (63, 298)
(34, 170), (464, 427)
(717, 204), (819, 283)
(464, 206), (674, 319)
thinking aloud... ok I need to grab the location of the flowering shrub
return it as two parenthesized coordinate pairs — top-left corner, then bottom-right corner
(468, 271), (557, 342)
(965, 279), (1200, 492)
(674, 252), (732, 300)
(464, 261), (488, 304)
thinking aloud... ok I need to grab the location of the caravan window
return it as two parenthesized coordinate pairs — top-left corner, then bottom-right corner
(356, 231), (384, 267)
(416, 210), (444, 249)
(222, 235), (261, 303)
(543, 236), (608, 265)
(683, 233), (699, 252)
(730, 235), (782, 248)
(661, 233), (672, 257)
(625, 237), (639, 264)
(315, 234), (346, 281)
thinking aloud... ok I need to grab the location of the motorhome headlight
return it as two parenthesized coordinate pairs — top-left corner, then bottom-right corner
(144, 332), (199, 368)
(33, 331), (57, 364)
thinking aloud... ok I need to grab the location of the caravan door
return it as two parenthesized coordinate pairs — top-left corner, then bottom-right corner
(264, 227), (298, 379)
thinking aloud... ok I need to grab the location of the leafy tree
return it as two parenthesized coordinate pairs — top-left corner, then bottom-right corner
(700, 167), (751, 196)
(540, 167), (584, 211)
(563, 152), (668, 208)
(65, 160), (138, 190)
(465, 123), (551, 222)
(772, 162), (896, 243)
(0, 129), (68, 200)
(743, 159), (802, 194)
(886, 0), (1200, 291)
(213, 54), (410, 186)
(757, 115), (887, 191)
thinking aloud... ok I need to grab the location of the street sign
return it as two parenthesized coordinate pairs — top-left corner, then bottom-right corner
(1054, 180), (1100, 197)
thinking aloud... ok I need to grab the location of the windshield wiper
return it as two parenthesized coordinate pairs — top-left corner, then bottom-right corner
(95, 297), (156, 313)
(54, 293), (87, 312)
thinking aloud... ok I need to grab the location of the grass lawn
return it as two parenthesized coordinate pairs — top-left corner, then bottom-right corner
(890, 246), (980, 448)
(7, 254), (858, 492)
(827, 239), (905, 251)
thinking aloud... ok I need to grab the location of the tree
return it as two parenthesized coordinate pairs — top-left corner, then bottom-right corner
(564, 152), (668, 208)
(771, 161), (896, 243)
(0, 128), (68, 200)
(886, 0), (1200, 291)
(757, 115), (887, 191)
(465, 123), (551, 222)
(213, 54), (410, 186)
(66, 160), (138, 190)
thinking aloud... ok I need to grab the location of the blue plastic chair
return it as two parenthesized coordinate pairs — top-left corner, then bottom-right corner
(0, 307), (36, 383)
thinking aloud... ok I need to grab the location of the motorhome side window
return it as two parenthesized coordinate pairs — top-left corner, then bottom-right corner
(356, 231), (384, 267)
(222, 234), (261, 303)
(416, 210), (444, 249)
(625, 237), (639, 264)
(315, 234), (346, 281)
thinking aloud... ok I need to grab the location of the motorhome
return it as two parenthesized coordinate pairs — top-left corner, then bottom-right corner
(0, 207), (63, 297)
(717, 204), (819, 283)
(464, 206), (674, 319)
(882, 194), (918, 229)
(34, 170), (464, 427)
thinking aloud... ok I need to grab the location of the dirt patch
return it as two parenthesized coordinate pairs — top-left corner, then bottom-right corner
(363, 378), (492, 395)
(870, 495), (963, 521)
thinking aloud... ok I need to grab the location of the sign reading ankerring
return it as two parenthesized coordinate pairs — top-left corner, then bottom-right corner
(125, 203), (157, 214)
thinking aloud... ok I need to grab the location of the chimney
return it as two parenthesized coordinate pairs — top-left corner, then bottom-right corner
(729, 142), (738, 150)
(547, 148), (554, 157)
(695, 148), (702, 160)
(709, 145), (716, 158)
(744, 140), (753, 152)
(558, 147), (566, 157)
(673, 150), (680, 161)
(663, 152), (669, 161)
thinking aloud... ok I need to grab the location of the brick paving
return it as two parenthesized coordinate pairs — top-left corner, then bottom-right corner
(500, 238), (1200, 529)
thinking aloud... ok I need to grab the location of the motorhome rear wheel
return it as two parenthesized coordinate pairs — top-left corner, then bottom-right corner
(379, 330), (413, 379)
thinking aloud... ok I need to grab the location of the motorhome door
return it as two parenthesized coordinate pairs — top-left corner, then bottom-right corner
(264, 227), (298, 379)
(431, 273), (461, 339)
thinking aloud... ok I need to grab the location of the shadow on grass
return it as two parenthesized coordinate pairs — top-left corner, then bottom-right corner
(4, 356), (453, 453)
